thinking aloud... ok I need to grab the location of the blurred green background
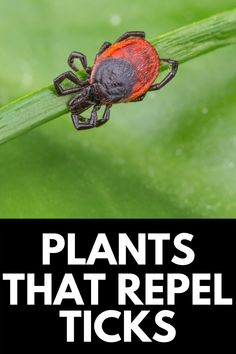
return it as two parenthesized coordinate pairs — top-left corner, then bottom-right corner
(0, 0), (236, 218)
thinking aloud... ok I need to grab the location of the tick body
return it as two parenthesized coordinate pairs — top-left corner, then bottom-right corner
(53, 31), (178, 130)
(91, 38), (160, 103)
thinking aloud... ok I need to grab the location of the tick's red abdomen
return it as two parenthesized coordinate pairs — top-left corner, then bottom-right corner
(90, 38), (160, 102)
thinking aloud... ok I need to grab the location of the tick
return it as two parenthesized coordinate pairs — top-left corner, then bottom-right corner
(53, 31), (178, 131)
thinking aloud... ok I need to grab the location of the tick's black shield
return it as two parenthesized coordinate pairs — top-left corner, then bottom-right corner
(92, 58), (137, 102)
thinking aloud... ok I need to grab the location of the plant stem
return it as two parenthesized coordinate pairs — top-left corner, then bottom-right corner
(0, 9), (236, 145)
(151, 9), (236, 63)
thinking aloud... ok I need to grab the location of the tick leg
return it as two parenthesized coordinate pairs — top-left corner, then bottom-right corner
(115, 31), (145, 42)
(71, 104), (101, 131)
(68, 91), (92, 121)
(149, 59), (179, 91)
(131, 94), (146, 102)
(53, 71), (84, 96)
(71, 113), (88, 129)
(95, 42), (112, 60)
(96, 104), (112, 127)
(67, 51), (92, 75)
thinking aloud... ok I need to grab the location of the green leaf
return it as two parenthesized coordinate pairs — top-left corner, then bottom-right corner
(0, 0), (236, 218)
